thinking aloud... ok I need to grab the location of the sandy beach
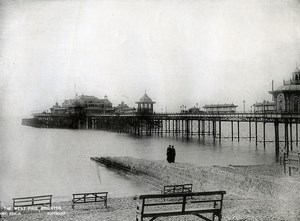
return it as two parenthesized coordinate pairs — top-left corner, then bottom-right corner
(1, 157), (300, 221)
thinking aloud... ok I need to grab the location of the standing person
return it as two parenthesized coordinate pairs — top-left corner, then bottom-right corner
(171, 145), (176, 163)
(166, 145), (172, 163)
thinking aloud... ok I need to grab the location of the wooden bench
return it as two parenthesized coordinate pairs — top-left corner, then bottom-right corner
(13, 195), (52, 211)
(163, 184), (193, 195)
(284, 151), (300, 176)
(136, 191), (226, 221)
(72, 192), (108, 209)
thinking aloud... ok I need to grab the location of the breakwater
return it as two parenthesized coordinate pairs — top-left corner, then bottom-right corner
(91, 156), (300, 201)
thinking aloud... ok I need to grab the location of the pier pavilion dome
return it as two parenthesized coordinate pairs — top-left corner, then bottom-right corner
(136, 92), (156, 114)
(269, 67), (300, 112)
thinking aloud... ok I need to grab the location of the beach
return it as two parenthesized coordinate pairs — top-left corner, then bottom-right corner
(2, 156), (300, 221)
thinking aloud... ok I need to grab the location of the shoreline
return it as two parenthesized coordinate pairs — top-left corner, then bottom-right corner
(2, 157), (300, 220)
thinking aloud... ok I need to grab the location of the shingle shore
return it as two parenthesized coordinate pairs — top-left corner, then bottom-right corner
(2, 157), (300, 221)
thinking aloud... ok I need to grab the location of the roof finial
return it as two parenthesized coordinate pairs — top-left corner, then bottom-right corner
(296, 62), (299, 70)
(145, 89), (147, 94)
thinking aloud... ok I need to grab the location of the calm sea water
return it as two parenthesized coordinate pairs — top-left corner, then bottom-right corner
(0, 117), (277, 204)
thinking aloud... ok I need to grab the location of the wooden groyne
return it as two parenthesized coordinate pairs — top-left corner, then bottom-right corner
(90, 157), (136, 174)
(90, 156), (300, 200)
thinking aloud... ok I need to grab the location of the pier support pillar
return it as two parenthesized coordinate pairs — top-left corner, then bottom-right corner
(198, 120), (201, 138)
(296, 122), (298, 147)
(249, 120), (251, 141)
(237, 121), (240, 142)
(263, 121), (266, 149)
(231, 121), (234, 141)
(219, 120), (222, 140)
(290, 121), (293, 151)
(285, 121), (289, 154)
(202, 120), (205, 137)
(212, 120), (216, 140)
(274, 120), (279, 158)
(186, 120), (189, 138)
(255, 120), (258, 147)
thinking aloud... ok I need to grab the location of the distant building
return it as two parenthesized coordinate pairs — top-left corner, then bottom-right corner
(269, 67), (300, 112)
(187, 107), (204, 114)
(50, 102), (67, 114)
(60, 94), (113, 114)
(115, 101), (136, 114)
(136, 92), (156, 114)
(203, 104), (238, 113)
(253, 101), (275, 113)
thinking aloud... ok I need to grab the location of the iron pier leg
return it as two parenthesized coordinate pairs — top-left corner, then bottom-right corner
(231, 121), (234, 141)
(255, 120), (258, 147)
(296, 122), (298, 147)
(172, 119), (174, 136)
(285, 121), (289, 154)
(219, 120), (221, 141)
(202, 120), (205, 137)
(249, 120), (251, 141)
(237, 121), (240, 142)
(274, 120), (279, 158)
(290, 121), (293, 151)
(186, 120), (189, 139)
(263, 121), (266, 149)
(182, 120), (184, 137)
(198, 120), (201, 138)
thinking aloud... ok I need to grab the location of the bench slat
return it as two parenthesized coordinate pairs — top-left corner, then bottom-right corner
(143, 208), (220, 217)
(13, 195), (52, 200)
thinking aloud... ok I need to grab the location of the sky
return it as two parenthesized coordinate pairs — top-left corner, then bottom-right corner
(1, 0), (300, 116)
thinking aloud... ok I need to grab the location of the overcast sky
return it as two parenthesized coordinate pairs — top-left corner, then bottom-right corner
(1, 0), (300, 116)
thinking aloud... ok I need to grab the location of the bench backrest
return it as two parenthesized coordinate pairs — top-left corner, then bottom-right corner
(163, 184), (192, 194)
(138, 191), (226, 215)
(13, 195), (52, 209)
(286, 152), (300, 166)
(72, 192), (108, 204)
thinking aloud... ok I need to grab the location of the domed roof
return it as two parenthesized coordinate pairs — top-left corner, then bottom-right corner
(272, 84), (300, 92)
(136, 93), (155, 104)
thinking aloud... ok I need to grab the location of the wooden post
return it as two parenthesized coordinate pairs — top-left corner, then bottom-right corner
(190, 120), (193, 136)
(208, 120), (211, 135)
(202, 120), (205, 137)
(249, 120), (251, 141)
(274, 120), (279, 158)
(255, 120), (258, 146)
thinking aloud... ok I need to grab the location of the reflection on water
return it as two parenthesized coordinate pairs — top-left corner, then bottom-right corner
(0, 117), (277, 203)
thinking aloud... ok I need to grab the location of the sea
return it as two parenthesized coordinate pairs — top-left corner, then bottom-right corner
(0, 116), (279, 204)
